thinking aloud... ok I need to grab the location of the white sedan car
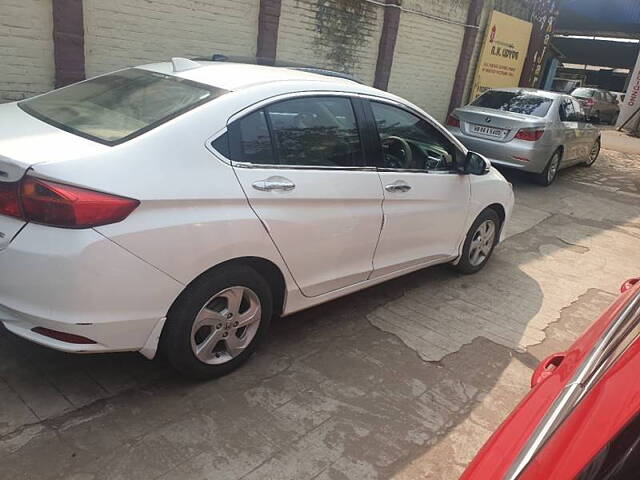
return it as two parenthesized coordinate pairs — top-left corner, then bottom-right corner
(0, 58), (514, 378)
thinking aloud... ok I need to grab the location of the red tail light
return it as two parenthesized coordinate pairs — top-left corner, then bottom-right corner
(446, 114), (460, 128)
(515, 128), (545, 142)
(20, 177), (139, 228)
(0, 181), (21, 218)
(0, 176), (139, 228)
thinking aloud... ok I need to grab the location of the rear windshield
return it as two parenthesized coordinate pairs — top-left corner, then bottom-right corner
(19, 69), (227, 145)
(572, 88), (596, 98)
(471, 90), (553, 117)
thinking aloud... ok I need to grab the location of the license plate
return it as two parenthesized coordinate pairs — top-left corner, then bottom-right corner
(470, 124), (505, 138)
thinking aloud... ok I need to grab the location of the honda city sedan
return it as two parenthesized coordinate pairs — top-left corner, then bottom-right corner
(462, 276), (640, 479)
(0, 58), (513, 378)
(447, 88), (601, 186)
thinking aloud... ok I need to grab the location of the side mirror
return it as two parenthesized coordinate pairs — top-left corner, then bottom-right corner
(460, 151), (490, 175)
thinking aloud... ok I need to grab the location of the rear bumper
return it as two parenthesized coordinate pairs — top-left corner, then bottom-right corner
(0, 223), (183, 354)
(450, 128), (555, 174)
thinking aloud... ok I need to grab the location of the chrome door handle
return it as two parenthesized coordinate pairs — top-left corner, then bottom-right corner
(384, 182), (411, 193)
(252, 176), (296, 192)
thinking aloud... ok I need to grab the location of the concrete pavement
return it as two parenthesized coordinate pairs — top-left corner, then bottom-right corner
(1, 131), (639, 479)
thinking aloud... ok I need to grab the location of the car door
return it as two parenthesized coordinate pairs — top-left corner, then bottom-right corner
(558, 97), (581, 164)
(219, 94), (384, 297)
(363, 99), (471, 277)
(570, 98), (598, 161)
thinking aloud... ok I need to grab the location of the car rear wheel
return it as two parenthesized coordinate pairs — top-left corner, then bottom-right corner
(583, 138), (600, 167)
(593, 111), (601, 124)
(610, 112), (619, 125)
(454, 209), (501, 274)
(161, 265), (272, 379)
(533, 149), (561, 186)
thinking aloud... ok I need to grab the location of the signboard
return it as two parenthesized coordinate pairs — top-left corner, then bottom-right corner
(520, 0), (560, 88)
(470, 11), (533, 100)
(617, 51), (640, 133)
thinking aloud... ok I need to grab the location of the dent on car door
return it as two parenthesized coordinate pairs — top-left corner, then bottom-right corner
(217, 95), (384, 297)
(365, 100), (470, 276)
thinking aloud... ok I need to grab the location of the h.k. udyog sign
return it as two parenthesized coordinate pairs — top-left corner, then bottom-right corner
(471, 10), (533, 100)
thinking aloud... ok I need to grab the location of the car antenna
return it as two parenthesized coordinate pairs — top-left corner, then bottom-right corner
(171, 57), (201, 73)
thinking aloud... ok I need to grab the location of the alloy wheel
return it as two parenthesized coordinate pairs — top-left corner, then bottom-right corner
(469, 220), (496, 267)
(190, 286), (262, 365)
(547, 153), (560, 184)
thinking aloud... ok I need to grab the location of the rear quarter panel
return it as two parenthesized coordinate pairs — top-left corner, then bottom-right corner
(29, 92), (297, 296)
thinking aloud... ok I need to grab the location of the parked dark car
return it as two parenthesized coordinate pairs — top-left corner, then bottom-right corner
(571, 87), (620, 124)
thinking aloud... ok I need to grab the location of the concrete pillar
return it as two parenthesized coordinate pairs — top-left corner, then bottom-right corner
(373, 0), (401, 91)
(447, 0), (484, 113)
(52, 0), (85, 87)
(257, 0), (282, 62)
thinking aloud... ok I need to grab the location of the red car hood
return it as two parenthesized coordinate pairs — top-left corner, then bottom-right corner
(461, 277), (640, 479)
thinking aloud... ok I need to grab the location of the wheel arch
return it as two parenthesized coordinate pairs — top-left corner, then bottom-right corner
(170, 256), (287, 317)
(487, 203), (505, 230)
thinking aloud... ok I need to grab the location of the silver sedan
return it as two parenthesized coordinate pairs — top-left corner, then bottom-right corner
(446, 88), (601, 186)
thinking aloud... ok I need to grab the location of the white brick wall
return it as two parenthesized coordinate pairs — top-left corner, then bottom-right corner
(83, 0), (260, 78)
(388, 0), (470, 122)
(277, 0), (383, 86)
(0, 0), (54, 102)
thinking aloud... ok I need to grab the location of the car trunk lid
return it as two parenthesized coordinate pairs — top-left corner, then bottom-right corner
(454, 106), (548, 143)
(0, 102), (109, 250)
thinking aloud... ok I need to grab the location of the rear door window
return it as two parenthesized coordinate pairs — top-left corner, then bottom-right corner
(560, 99), (576, 121)
(265, 96), (363, 167)
(571, 99), (586, 121)
(19, 69), (227, 145)
(471, 91), (553, 117)
(220, 96), (364, 168)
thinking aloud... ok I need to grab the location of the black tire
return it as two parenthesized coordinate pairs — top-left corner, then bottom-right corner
(582, 138), (600, 167)
(454, 208), (501, 274)
(161, 264), (273, 380)
(533, 149), (561, 186)
(610, 112), (619, 125)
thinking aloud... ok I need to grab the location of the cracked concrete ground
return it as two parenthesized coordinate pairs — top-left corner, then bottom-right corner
(1, 130), (639, 479)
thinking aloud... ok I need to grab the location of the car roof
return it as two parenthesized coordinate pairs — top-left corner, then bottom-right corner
(138, 60), (373, 93)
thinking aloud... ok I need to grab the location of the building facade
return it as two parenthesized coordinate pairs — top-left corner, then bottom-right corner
(0, 0), (536, 121)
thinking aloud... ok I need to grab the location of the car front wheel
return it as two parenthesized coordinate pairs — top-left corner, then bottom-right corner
(454, 209), (501, 274)
(161, 265), (273, 379)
